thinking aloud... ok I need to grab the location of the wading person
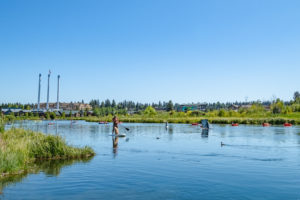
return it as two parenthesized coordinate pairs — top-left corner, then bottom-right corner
(112, 115), (119, 135)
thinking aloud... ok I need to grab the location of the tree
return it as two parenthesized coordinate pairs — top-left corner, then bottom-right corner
(105, 99), (111, 107)
(294, 91), (300, 103)
(218, 109), (226, 117)
(93, 108), (100, 117)
(158, 101), (162, 109)
(112, 100), (116, 108)
(144, 106), (157, 116)
(271, 99), (284, 114)
(61, 112), (66, 119)
(166, 100), (174, 111)
(45, 112), (50, 120)
(89, 99), (100, 108)
(50, 112), (56, 120)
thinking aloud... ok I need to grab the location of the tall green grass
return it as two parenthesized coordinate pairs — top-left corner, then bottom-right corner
(77, 115), (300, 125)
(0, 128), (94, 177)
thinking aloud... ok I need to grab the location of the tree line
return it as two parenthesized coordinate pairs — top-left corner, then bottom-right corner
(1, 91), (299, 115)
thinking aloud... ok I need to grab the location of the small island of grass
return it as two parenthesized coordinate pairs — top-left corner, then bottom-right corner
(0, 128), (95, 178)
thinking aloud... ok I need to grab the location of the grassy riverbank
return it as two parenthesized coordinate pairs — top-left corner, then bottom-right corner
(0, 128), (94, 178)
(3, 114), (300, 125)
(72, 111), (300, 125)
(80, 116), (300, 125)
(3, 107), (300, 125)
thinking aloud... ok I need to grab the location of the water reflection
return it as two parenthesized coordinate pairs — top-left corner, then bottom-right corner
(201, 129), (209, 138)
(0, 157), (93, 194)
(112, 136), (119, 157)
(167, 126), (173, 134)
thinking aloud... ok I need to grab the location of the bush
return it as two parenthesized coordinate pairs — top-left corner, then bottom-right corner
(218, 109), (226, 117)
(144, 106), (157, 116)
(50, 112), (56, 120)
(45, 112), (50, 120)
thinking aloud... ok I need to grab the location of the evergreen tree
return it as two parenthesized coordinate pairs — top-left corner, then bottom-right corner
(105, 99), (111, 107)
(112, 99), (116, 108)
(166, 100), (174, 111)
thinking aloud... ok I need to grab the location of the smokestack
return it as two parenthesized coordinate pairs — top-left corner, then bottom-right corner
(46, 70), (51, 110)
(57, 75), (60, 110)
(37, 74), (41, 110)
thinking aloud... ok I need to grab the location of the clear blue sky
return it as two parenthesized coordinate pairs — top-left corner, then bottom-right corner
(0, 0), (299, 104)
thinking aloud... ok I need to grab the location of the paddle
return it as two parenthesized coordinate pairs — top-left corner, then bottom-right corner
(118, 123), (130, 131)
(121, 126), (130, 131)
(117, 121), (130, 131)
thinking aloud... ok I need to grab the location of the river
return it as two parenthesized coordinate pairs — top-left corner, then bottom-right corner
(1, 120), (300, 200)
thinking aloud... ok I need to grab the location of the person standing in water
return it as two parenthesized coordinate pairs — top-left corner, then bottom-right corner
(112, 115), (119, 135)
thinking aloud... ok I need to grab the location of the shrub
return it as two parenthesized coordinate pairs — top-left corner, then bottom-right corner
(144, 106), (157, 116)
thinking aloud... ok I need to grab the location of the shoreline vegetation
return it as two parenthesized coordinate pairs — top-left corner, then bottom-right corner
(3, 114), (300, 125)
(77, 97), (300, 125)
(2, 94), (300, 125)
(0, 126), (95, 179)
(2, 92), (300, 125)
(80, 116), (300, 125)
(2, 111), (300, 125)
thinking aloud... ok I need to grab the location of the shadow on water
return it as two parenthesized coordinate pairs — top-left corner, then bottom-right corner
(0, 157), (93, 195)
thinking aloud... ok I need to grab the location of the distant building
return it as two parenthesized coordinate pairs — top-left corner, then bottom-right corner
(38, 102), (92, 111)
(1, 108), (22, 115)
(178, 104), (207, 112)
(239, 104), (252, 109)
(229, 104), (239, 111)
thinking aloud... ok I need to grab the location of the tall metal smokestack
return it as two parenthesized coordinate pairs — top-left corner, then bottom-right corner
(37, 73), (41, 110)
(46, 70), (51, 110)
(57, 75), (60, 110)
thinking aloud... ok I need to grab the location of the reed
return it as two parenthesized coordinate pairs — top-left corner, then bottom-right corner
(77, 115), (300, 125)
(0, 128), (94, 177)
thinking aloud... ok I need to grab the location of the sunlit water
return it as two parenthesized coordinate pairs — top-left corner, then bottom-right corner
(1, 120), (300, 200)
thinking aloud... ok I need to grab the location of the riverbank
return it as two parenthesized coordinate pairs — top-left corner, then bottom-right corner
(74, 116), (300, 125)
(3, 111), (300, 125)
(0, 128), (95, 179)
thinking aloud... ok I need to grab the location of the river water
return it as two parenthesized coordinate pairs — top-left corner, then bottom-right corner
(1, 120), (300, 200)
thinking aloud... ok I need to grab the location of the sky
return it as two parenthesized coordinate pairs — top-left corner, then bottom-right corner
(0, 0), (299, 104)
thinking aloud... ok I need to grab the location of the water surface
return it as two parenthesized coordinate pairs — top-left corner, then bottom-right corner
(1, 121), (300, 200)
